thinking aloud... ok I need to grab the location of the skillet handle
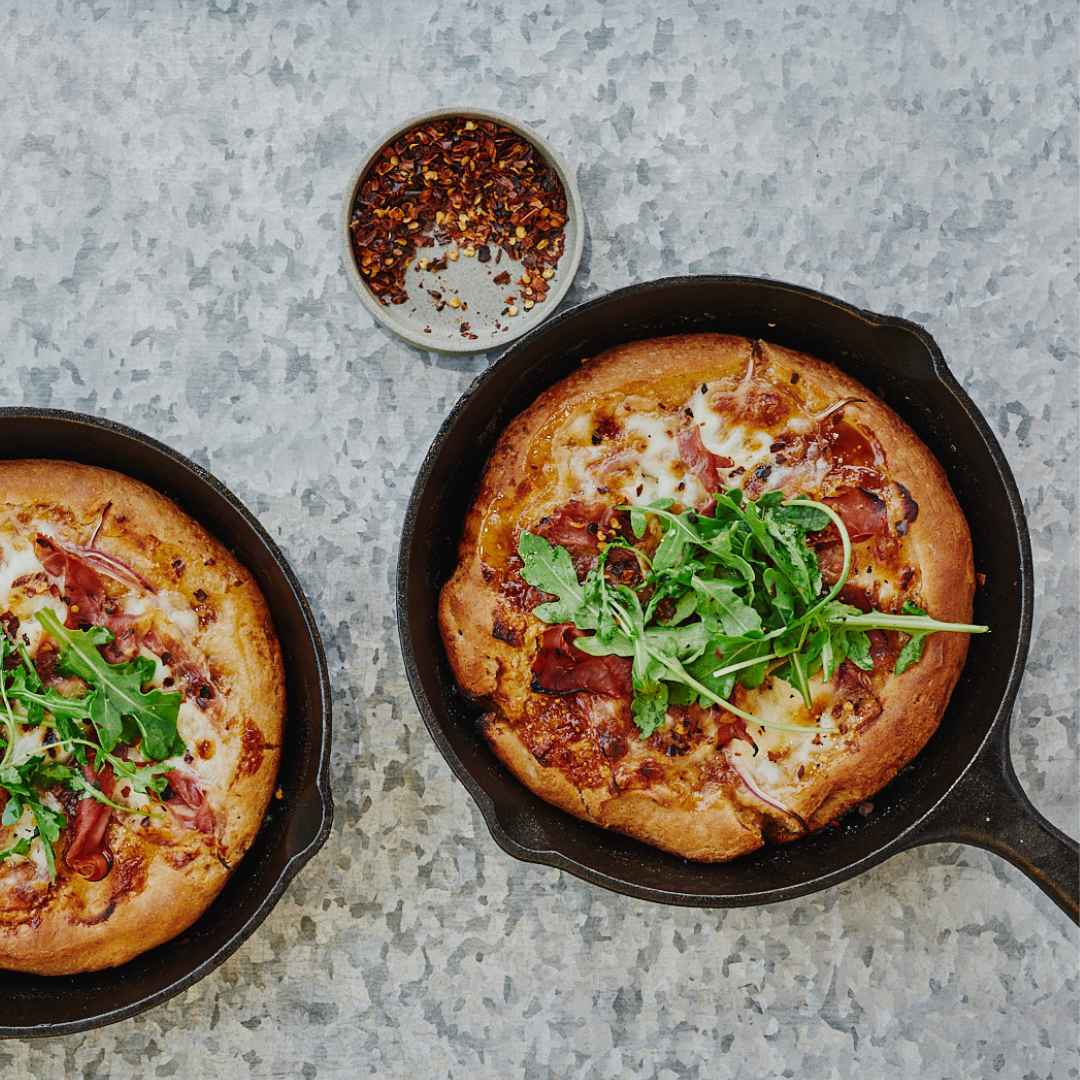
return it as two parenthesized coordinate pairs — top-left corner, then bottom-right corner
(906, 737), (1079, 924)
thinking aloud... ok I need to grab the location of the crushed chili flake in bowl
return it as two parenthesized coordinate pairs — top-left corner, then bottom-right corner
(341, 109), (584, 353)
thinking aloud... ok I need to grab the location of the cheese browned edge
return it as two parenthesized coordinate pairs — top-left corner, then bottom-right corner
(439, 334), (975, 861)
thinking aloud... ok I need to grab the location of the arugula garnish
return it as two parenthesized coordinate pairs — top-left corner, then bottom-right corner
(0, 761), (68, 880)
(520, 490), (987, 738)
(34, 608), (184, 761)
(0, 607), (186, 879)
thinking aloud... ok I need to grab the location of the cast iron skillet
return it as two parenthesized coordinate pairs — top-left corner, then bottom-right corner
(399, 276), (1079, 923)
(0, 410), (333, 1037)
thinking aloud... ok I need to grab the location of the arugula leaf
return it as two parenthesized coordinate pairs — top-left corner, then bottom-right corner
(519, 532), (587, 625)
(103, 753), (174, 799)
(894, 601), (932, 675)
(628, 498), (673, 540)
(35, 608), (184, 761)
(827, 600), (987, 677)
(518, 491), (988, 739)
(0, 760), (69, 880)
(4, 671), (94, 765)
(6, 668), (96, 724)
(0, 835), (32, 865)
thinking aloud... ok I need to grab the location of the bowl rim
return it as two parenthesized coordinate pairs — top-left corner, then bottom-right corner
(340, 105), (585, 354)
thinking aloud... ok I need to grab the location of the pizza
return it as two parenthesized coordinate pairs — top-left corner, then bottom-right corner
(439, 334), (981, 862)
(0, 460), (284, 974)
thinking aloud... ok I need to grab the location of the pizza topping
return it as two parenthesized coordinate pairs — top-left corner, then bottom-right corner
(895, 482), (920, 535)
(821, 488), (888, 542)
(519, 490), (987, 739)
(34, 536), (106, 630)
(0, 608), (190, 881)
(97, 611), (146, 664)
(724, 744), (807, 831)
(163, 766), (216, 834)
(64, 755), (115, 882)
(530, 624), (632, 698)
(71, 547), (155, 595)
(532, 502), (604, 578)
(676, 426), (734, 497)
(825, 418), (882, 469)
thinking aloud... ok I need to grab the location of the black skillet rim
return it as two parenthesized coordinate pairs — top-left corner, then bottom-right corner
(0, 409), (334, 1037)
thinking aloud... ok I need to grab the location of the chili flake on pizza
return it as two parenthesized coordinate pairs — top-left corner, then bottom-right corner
(0, 461), (284, 974)
(439, 334), (984, 861)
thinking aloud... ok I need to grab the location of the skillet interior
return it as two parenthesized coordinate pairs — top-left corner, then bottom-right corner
(399, 275), (1029, 905)
(0, 410), (333, 1037)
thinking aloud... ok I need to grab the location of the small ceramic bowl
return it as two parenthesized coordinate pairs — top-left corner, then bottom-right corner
(341, 108), (584, 353)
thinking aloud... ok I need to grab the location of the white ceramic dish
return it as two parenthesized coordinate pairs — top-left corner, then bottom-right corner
(341, 108), (584, 354)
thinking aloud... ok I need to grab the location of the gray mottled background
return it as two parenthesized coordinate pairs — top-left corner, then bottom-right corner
(0, 1), (1077, 1077)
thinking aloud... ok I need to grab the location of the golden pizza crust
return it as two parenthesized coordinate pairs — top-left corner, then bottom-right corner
(0, 460), (284, 974)
(440, 334), (975, 862)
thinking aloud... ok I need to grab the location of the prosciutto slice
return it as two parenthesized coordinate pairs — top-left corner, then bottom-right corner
(821, 488), (888, 542)
(65, 753), (116, 882)
(35, 536), (106, 629)
(677, 426), (734, 496)
(531, 624), (632, 698)
(164, 767), (217, 834)
(34, 536), (148, 657)
(533, 502), (605, 553)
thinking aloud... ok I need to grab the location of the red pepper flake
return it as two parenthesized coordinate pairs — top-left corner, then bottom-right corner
(348, 116), (568, 308)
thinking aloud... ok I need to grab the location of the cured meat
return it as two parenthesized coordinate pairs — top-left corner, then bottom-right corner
(164, 768), (217, 834)
(65, 754), (115, 882)
(531, 624), (632, 698)
(35, 536), (106, 630)
(822, 487), (888, 542)
(676, 426), (733, 496)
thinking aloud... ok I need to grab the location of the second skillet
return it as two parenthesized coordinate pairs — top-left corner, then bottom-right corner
(399, 276), (1078, 922)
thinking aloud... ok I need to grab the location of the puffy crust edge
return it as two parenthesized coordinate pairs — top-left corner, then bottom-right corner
(0, 829), (230, 976)
(480, 712), (764, 862)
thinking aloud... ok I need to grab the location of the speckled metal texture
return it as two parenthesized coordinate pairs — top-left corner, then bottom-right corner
(399, 276), (1078, 918)
(0, 0), (1075, 1075)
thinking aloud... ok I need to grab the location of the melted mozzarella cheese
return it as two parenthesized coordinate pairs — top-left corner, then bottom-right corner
(0, 534), (45, 596)
(0, 533), (68, 646)
(612, 412), (693, 504)
(7, 721), (71, 767)
(175, 701), (230, 792)
(559, 398), (784, 511)
(724, 676), (842, 797)
(156, 594), (199, 636)
(688, 385), (774, 466)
